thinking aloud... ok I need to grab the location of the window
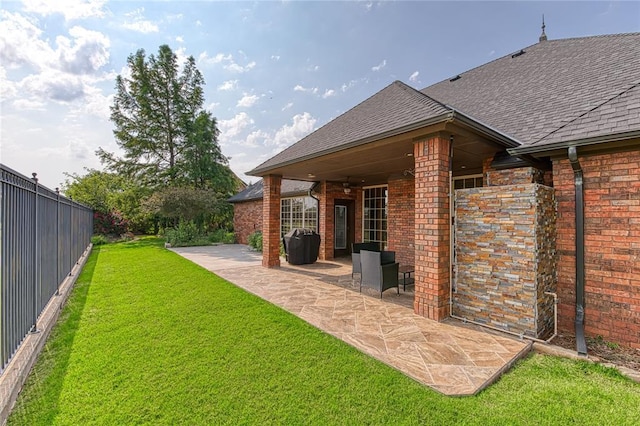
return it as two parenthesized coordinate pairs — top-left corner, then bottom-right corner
(453, 174), (483, 190)
(280, 196), (318, 236)
(363, 186), (387, 249)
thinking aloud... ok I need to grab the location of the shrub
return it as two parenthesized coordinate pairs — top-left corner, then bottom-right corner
(165, 221), (201, 247)
(91, 235), (109, 246)
(247, 231), (263, 252)
(93, 210), (129, 236)
(208, 229), (236, 244)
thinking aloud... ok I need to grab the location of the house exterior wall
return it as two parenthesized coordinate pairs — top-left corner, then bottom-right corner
(387, 176), (415, 267)
(554, 149), (640, 348)
(232, 200), (263, 244)
(317, 181), (361, 260)
(454, 184), (557, 338)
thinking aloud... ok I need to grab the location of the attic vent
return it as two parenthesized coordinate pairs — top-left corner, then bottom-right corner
(511, 49), (526, 58)
(449, 75), (461, 82)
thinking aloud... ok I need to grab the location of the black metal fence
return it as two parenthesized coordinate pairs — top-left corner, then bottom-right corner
(0, 164), (93, 372)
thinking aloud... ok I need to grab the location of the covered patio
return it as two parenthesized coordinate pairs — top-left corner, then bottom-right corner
(172, 244), (531, 396)
(248, 82), (522, 323)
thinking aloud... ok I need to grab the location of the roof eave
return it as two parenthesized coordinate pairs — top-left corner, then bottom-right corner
(247, 112), (454, 176)
(508, 130), (640, 157)
(450, 109), (522, 148)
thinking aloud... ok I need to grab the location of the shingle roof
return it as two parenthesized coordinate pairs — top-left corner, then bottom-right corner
(531, 82), (640, 146)
(422, 33), (640, 147)
(250, 33), (640, 174)
(228, 179), (315, 203)
(249, 81), (452, 174)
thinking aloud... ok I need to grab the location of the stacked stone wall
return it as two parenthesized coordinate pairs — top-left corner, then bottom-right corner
(454, 184), (557, 338)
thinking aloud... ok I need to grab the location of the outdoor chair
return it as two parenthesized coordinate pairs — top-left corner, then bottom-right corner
(351, 242), (380, 278)
(359, 250), (399, 298)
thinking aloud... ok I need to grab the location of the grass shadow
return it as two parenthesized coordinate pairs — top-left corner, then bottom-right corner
(7, 246), (101, 424)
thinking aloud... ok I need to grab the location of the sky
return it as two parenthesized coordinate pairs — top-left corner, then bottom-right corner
(1, 1), (639, 190)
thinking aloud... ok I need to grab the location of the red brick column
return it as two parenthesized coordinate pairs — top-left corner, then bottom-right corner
(262, 175), (281, 268)
(414, 135), (451, 320)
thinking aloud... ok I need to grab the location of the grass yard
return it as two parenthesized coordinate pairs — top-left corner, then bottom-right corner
(8, 238), (640, 425)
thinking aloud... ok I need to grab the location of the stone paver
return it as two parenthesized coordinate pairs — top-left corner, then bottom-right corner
(171, 244), (531, 396)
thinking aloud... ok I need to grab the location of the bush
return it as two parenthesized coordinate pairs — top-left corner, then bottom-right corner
(165, 221), (236, 247)
(247, 231), (263, 252)
(93, 210), (129, 236)
(91, 235), (109, 246)
(208, 229), (236, 244)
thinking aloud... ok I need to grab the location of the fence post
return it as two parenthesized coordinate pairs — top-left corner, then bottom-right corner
(55, 188), (60, 296)
(30, 173), (40, 334)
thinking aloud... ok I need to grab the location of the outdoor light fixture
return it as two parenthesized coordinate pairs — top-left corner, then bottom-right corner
(343, 182), (352, 194)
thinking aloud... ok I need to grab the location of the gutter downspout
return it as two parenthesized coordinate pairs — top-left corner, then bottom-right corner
(308, 182), (320, 232)
(568, 146), (588, 356)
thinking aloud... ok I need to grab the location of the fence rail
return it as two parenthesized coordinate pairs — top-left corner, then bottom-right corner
(0, 164), (93, 372)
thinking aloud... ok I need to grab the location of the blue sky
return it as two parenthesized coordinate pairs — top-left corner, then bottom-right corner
(1, 1), (638, 189)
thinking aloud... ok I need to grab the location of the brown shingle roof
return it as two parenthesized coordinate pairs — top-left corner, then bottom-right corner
(250, 33), (640, 174)
(423, 33), (640, 147)
(228, 179), (315, 203)
(249, 81), (452, 175)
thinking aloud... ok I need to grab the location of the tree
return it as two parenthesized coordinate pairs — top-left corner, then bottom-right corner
(98, 44), (227, 189)
(63, 169), (152, 233)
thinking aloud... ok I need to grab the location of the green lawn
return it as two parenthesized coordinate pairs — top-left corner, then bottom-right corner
(8, 238), (640, 425)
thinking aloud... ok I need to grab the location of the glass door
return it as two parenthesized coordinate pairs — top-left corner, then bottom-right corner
(334, 205), (347, 250)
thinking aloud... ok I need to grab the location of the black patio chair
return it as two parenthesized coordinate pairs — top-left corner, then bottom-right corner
(359, 250), (399, 298)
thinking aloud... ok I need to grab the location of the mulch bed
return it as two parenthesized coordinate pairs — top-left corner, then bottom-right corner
(551, 334), (640, 371)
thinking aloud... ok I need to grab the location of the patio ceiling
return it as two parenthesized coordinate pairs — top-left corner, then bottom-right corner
(259, 122), (510, 186)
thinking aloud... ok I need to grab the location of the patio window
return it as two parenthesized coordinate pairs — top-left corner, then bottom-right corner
(363, 185), (387, 249)
(280, 196), (318, 236)
(453, 174), (483, 189)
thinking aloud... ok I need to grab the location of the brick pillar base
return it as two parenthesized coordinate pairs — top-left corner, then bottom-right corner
(414, 134), (451, 320)
(262, 175), (281, 268)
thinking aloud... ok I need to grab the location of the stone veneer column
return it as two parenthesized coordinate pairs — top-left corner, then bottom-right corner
(262, 174), (281, 267)
(414, 134), (451, 320)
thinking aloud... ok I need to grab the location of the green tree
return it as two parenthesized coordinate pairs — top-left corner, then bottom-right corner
(63, 169), (152, 233)
(98, 44), (227, 189)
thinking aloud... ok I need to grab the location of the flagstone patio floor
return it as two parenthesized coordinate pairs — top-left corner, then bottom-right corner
(171, 244), (531, 396)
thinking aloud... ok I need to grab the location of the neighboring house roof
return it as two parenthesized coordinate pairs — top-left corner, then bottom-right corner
(249, 32), (640, 175)
(228, 179), (315, 203)
(423, 33), (640, 149)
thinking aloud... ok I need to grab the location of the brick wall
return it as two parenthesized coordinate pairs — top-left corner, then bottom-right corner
(387, 176), (415, 267)
(262, 175), (281, 268)
(317, 181), (361, 260)
(413, 135), (451, 321)
(232, 200), (262, 244)
(454, 184), (557, 338)
(554, 149), (640, 348)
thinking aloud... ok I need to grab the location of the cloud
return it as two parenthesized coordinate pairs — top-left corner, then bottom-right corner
(322, 89), (336, 99)
(198, 52), (255, 73)
(371, 59), (386, 72)
(0, 10), (53, 69)
(269, 112), (316, 150)
(226, 60), (256, 73)
(409, 71), (419, 83)
(176, 36), (184, 43)
(219, 112), (254, 142)
(57, 26), (110, 75)
(12, 98), (46, 111)
(20, 71), (85, 102)
(217, 79), (238, 91)
(237, 93), (259, 108)
(271, 55), (280, 60)
(341, 77), (368, 92)
(294, 84), (319, 95)
(122, 8), (159, 33)
(282, 102), (293, 111)
(22, 0), (107, 21)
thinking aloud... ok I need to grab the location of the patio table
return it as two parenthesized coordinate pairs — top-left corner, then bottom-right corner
(399, 265), (414, 291)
